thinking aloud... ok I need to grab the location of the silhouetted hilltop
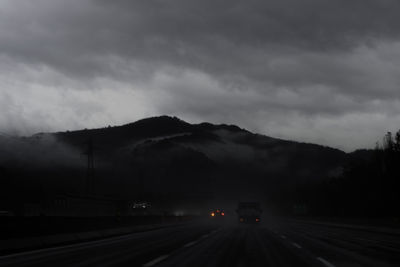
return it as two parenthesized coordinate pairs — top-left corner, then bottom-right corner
(55, 116), (193, 150)
(52, 116), (347, 190)
(55, 115), (345, 160)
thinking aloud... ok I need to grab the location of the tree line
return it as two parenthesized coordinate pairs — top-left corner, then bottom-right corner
(290, 131), (400, 217)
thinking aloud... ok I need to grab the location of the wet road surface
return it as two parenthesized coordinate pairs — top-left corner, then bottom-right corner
(1, 218), (399, 267)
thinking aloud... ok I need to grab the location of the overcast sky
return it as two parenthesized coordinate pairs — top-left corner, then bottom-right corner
(1, 0), (400, 151)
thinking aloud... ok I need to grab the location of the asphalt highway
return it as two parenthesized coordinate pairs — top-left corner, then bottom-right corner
(0, 217), (399, 267)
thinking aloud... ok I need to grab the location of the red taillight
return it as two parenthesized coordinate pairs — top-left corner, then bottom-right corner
(255, 218), (260, 222)
(221, 212), (225, 216)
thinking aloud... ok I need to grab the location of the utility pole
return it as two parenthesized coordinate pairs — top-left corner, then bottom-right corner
(84, 138), (95, 195)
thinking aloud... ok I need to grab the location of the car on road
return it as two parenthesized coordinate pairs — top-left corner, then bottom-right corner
(210, 209), (225, 218)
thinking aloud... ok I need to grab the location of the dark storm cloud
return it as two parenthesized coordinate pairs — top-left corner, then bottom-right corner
(95, 0), (400, 49)
(1, 0), (400, 150)
(2, 0), (400, 79)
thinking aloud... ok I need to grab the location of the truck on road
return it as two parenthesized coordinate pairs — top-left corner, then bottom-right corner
(236, 202), (262, 223)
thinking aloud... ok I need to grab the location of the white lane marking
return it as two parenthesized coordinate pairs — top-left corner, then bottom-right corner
(281, 235), (287, 239)
(317, 257), (336, 267)
(143, 255), (169, 267)
(292, 242), (302, 249)
(201, 234), (210, 239)
(183, 241), (198, 248)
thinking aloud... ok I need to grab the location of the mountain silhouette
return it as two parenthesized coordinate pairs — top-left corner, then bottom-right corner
(1, 116), (353, 212)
